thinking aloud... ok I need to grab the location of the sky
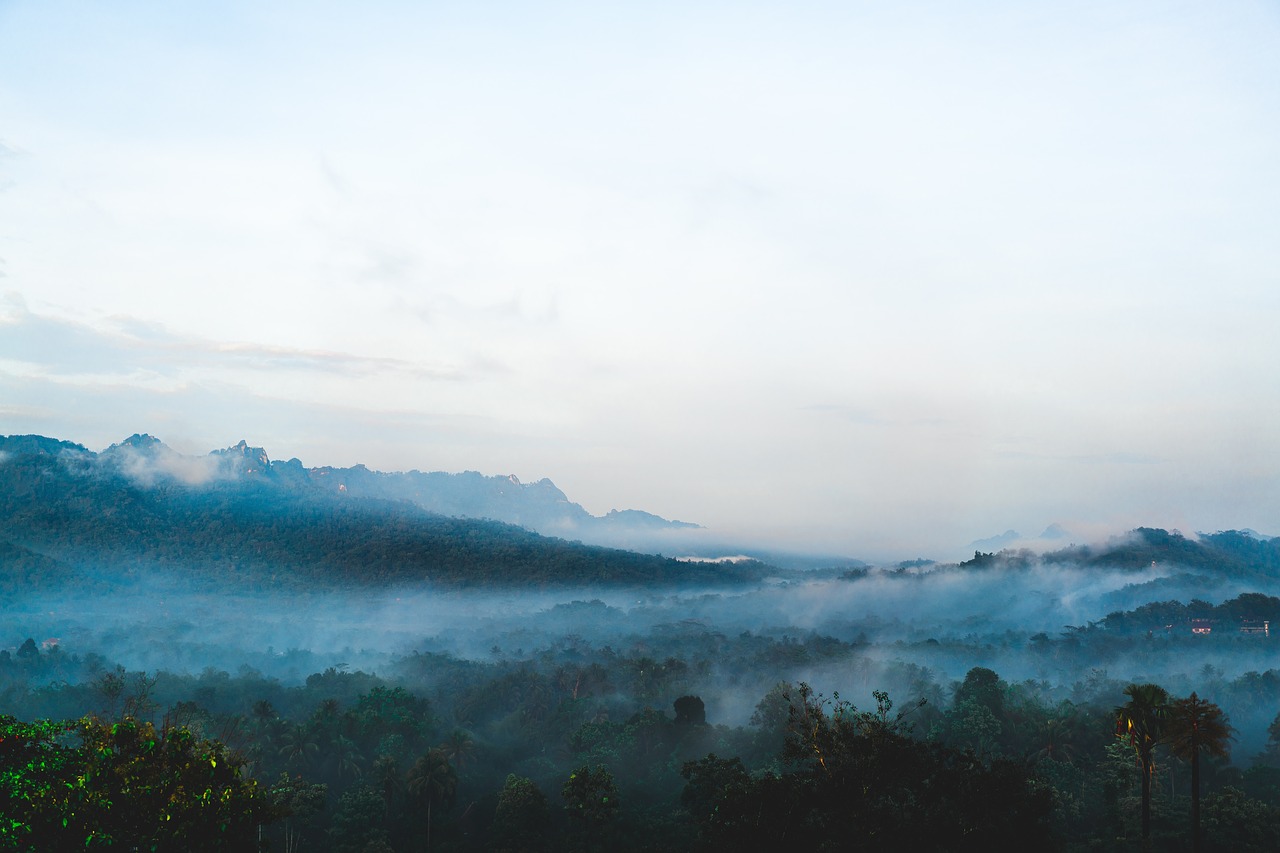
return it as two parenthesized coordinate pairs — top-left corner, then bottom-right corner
(1, 0), (1278, 560)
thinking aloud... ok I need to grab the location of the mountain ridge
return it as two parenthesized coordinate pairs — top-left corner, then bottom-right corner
(14, 433), (701, 545)
(0, 433), (756, 591)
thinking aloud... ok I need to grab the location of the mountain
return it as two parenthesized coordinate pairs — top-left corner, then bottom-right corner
(956, 527), (1280, 584)
(91, 434), (701, 546)
(1039, 523), (1072, 540)
(0, 434), (756, 591)
(969, 529), (1022, 552)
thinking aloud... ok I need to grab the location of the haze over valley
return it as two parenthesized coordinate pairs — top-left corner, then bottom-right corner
(3, 432), (1280, 848)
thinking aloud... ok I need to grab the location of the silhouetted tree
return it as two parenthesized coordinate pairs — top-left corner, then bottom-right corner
(1166, 693), (1233, 853)
(407, 748), (456, 851)
(673, 695), (706, 726)
(955, 666), (1006, 720)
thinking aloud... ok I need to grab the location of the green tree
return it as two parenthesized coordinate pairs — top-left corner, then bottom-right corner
(492, 774), (551, 853)
(407, 748), (457, 851)
(0, 714), (271, 851)
(1032, 714), (1079, 765)
(266, 773), (327, 853)
(328, 734), (365, 783)
(1202, 786), (1280, 851)
(329, 785), (391, 853)
(673, 695), (706, 726)
(954, 666), (1005, 720)
(948, 700), (1003, 760)
(561, 765), (619, 852)
(682, 685), (1050, 850)
(14, 638), (38, 662)
(679, 753), (751, 847)
(1166, 693), (1233, 853)
(1115, 682), (1170, 845)
(438, 728), (476, 771)
(278, 723), (320, 772)
(370, 754), (402, 818)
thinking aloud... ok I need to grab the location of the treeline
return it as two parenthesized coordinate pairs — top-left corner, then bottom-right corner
(5, 631), (1280, 851)
(962, 528), (1280, 580)
(1095, 593), (1280, 636)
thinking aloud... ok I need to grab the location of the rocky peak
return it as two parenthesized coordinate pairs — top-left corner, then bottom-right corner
(211, 440), (271, 475)
(106, 433), (169, 455)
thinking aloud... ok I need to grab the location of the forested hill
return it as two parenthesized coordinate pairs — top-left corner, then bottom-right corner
(957, 527), (1280, 581)
(0, 435), (757, 591)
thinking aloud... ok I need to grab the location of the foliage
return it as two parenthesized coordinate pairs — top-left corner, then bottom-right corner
(0, 714), (270, 851)
(266, 772), (328, 853)
(492, 774), (551, 853)
(1201, 786), (1280, 851)
(562, 765), (619, 851)
(684, 685), (1052, 850)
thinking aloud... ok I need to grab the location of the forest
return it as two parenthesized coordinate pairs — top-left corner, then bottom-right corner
(4, 579), (1280, 851)
(3, 439), (1280, 850)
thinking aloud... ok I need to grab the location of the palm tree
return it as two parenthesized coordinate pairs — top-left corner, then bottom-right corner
(1033, 716), (1079, 765)
(371, 754), (402, 817)
(1165, 693), (1232, 853)
(408, 748), (457, 851)
(278, 723), (320, 772)
(1115, 682), (1169, 844)
(438, 729), (476, 771)
(329, 734), (364, 783)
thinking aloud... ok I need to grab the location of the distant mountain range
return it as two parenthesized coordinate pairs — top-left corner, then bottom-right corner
(0, 433), (753, 590)
(16, 433), (701, 541)
(3, 433), (1274, 594)
(968, 524), (1074, 553)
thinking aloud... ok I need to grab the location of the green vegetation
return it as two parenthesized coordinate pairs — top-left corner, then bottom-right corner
(0, 714), (267, 850)
(4, 623), (1280, 851)
(0, 445), (758, 591)
(4, 438), (1280, 848)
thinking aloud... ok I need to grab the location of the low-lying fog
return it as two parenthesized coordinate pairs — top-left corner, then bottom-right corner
(10, 559), (1279, 752)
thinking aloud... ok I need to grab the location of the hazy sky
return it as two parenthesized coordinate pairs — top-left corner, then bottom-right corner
(1, 1), (1277, 559)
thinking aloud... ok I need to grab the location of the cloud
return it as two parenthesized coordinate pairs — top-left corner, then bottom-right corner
(0, 296), (466, 383)
(107, 441), (229, 487)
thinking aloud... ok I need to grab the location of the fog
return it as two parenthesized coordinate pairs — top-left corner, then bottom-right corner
(8, 553), (1279, 756)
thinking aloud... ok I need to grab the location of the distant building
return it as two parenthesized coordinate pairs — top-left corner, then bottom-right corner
(1240, 620), (1270, 637)
(1190, 620), (1213, 635)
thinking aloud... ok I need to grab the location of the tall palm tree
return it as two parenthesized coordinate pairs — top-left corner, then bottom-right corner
(1115, 682), (1169, 844)
(408, 748), (457, 851)
(1165, 693), (1232, 853)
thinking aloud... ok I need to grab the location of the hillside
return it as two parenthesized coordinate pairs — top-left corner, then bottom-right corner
(0, 435), (755, 591)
